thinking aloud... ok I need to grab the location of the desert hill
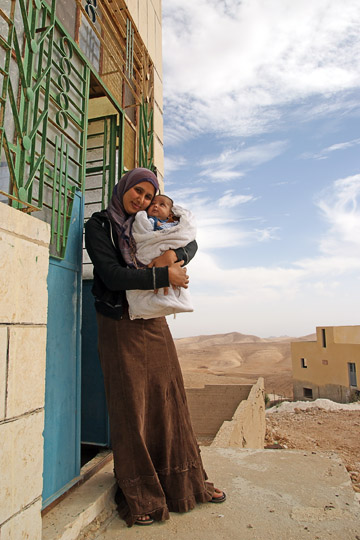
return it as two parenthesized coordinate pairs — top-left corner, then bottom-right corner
(175, 332), (316, 398)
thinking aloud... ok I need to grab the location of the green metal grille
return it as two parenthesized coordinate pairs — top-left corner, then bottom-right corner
(139, 98), (154, 171)
(0, 0), (90, 258)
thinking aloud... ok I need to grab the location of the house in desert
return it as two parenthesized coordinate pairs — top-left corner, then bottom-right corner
(291, 326), (360, 403)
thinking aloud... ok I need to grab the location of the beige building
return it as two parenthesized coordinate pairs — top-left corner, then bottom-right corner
(0, 1), (163, 537)
(291, 326), (360, 403)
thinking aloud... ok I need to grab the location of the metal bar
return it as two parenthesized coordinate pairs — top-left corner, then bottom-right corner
(7, 80), (23, 149)
(56, 134), (65, 253)
(50, 136), (59, 245)
(62, 143), (70, 249)
(2, 131), (19, 196)
(0, 6), (15, 155)
(35, 0), (56, 208)
(24, 153), (44, 191)
(79, 64), (90, 195)
(118, 112), (124, 179)
(101, 119), (108, 209)
(18, 0), (31, 47)
(108, 115), (116, 204)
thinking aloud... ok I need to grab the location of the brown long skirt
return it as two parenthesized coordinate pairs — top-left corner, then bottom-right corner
(96, 312), (214, 527)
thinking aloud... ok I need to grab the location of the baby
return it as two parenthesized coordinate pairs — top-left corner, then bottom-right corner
(126, 195), (196, 320)
(147, 194), (179, 230)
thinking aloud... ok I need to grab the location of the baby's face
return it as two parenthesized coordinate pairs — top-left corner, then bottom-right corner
(147, 195), (173, 220)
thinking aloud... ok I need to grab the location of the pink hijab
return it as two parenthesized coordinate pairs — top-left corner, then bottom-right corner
(106, 168), (159, 267)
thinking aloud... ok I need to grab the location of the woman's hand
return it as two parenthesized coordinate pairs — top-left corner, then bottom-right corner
(148, 250), (178, 295)
(148, 251), (189, 295)
(168, 261), (189, 289)
(148, 249), (177, 269)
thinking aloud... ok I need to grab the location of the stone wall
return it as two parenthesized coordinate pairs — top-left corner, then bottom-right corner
(185, 384), (252, 439)
(124, 0), (164, 179)
(211, 378), (266, 449)
(0, 204), (50, 538)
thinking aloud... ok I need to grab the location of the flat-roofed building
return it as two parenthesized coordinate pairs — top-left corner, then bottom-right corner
(291, 326), (360, 403)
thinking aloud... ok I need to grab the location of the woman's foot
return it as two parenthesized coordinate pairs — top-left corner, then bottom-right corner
(135, 515), (154, 526)
(210, 488), (226, 503)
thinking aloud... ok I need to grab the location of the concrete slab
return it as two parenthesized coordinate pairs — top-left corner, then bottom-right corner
(89, 448), (360, 540)
(42, 461), (116, 540)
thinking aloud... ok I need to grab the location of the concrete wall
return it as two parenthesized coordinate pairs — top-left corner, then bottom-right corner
(185, 384), (252, 439)
(292, 326), (360, 403)
(211, 378), (266, 449)
(0, 203), (50, 538)
(125, 0), (164, 180)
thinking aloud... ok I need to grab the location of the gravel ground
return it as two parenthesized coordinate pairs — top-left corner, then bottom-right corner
(265, 399), (360, 494)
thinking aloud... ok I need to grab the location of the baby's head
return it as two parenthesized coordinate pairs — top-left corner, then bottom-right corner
(147, 195), (174, 221)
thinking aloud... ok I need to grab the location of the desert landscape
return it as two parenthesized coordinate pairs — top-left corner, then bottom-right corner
(175, 330), (315, 398)
(175, 331), (360, 494)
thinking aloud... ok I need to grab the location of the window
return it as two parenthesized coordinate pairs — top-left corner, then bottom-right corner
(303, 387), (313, 399)
(321, 328), (327, 348)
(301, 358), (307, 368)
(348, 363), (357, 387)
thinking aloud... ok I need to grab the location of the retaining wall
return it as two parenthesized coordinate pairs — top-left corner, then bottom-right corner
(211, 378), (265, 449)
(185, 384), (252, 439)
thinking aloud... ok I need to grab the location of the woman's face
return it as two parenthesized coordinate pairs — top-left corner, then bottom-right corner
(122, 181), (155, 215)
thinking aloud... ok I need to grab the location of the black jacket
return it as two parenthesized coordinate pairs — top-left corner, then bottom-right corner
(84, 211), (198, 319)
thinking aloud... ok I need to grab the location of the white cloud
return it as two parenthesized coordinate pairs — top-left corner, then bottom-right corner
(316, 174), (360, 254)
(166, 186), (274, 249)
(302, 138), (360, 160)
(164, 154), (188, 174)
(218, 190), (255, 208)
(198, 140), (287, 182)
(163, 0), (360, 143)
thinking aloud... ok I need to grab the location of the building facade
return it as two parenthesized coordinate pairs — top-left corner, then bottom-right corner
(0, 1), (163, 536)
(291, 326), (360, 403)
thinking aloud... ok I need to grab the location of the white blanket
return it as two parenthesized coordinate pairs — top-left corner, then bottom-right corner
(126, 205), (196, 320)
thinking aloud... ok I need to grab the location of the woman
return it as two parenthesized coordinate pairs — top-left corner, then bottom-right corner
(85, 168), (225, 527)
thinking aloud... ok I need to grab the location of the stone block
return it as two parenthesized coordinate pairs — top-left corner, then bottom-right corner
(0, 228), (49, 324)
(154, 137), (164, 179)
(0, 326), (7, 420)
(7, 326), (46, 418)
(0, 202), (50, 246)
(154, 102), (163, 144)
(138, 0), (148, 49)
(147, 3), (156, 63)
(152, 0), (162, 19)
(0, 499), (42, 540)
(154, 69), (163, 111)
(154, 11), (162, 79)
(0, 411), (44, 524)
(125, 0), (139, 27)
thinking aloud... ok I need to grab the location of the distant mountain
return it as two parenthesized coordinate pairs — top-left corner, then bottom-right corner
(175, 332), (316, 348)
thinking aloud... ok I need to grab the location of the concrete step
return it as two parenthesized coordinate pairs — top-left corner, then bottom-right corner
(42, 461), (116, 540)
(43, 448), (360, 540)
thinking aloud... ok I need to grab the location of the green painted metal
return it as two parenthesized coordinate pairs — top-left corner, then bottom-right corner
(0, 0), (90, 259)
(139, 98), (154, 171)
(126, 17), (134, 79)
(85, 114), (119, 216)
(1, 1), (154, 256)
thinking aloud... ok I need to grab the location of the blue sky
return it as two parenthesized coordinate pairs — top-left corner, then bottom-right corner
(161, 0), (360, 339)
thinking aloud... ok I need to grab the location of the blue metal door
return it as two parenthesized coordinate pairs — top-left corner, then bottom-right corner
(43, 192), (83, 507)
